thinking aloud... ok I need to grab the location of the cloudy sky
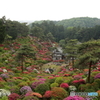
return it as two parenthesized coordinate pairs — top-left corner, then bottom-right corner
(0, 0), (100, 21)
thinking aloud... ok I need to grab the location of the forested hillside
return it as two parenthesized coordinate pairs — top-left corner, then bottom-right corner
(32, 17), (100, 28)
(55, 17), (100, 28)
(1, 16), (100, 44)
(30, 17), (100, 42)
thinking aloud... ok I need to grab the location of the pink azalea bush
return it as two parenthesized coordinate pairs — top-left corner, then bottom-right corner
(94, 73), (100, 79)
(63, 95), (85, 100)
(31, 80), (45, 89)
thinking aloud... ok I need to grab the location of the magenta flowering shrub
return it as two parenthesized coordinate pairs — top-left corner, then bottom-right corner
(20, 86), (32, 94)
(8, 93), (20, 100)
(38, 78), (46, 81)
(63, 95), (85, 100)
(60, 83), (69, 89)
(31, 81), (45, 89)
(94, 73), (100, 79)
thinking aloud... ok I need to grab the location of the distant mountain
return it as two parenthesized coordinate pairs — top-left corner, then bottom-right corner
(30, 17), (100, 28)
(55, 17), (100, 28)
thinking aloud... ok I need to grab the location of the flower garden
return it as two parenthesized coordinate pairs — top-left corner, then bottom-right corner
(0, 36), (100, 100)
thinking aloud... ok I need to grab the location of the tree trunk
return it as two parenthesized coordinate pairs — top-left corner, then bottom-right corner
(72, 57), (74, 68)
(87, 61), (92, 83)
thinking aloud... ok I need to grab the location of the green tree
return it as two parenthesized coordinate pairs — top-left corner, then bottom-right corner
(6, 20), (29, 39)
(0, 16), (6, 43)
(64, 39), (79, 67)
(30, 26), (44, 39)
(16, 44), (36, 73)
(76, 39), (100, 83)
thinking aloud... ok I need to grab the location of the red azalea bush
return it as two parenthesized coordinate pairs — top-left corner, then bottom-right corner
(8, 93), (20, 100)
(43, 90), (52, 98)
(72, 79), (85, 84)
(60, 83), (69, 89)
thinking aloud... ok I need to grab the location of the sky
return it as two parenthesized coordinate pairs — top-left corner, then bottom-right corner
(0, 0), (100, 22)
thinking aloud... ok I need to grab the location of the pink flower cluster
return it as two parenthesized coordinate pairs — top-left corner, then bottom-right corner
(63, 95), (85, 100)
(60, 83), (69, 88)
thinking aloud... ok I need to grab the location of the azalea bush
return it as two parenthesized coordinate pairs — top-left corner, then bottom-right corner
(94, 79), (100, 88)
(55, 77), (64, 84)
(50, 82), (59, 88)
(94, 73), (100, 79)
(0, 73), (9, 81)
(22, 96), (39, 100)
(43, 90), (52, 98)
(63, 95), (85, 100)
(20, 86), (32, 94)
(18, 82), (28, 87)
(60, 83), (69, 90)
(51, 87), (68, 100)
(35, 83), (50, 95)
(0, 89), (11, 97)
(9, 86), (20, 94)
(8, 93), (20, 100)
(69, 85), (77, 91)
(31, 80), (45, 89)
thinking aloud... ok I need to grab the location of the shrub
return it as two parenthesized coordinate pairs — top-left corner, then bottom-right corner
(0, 73), (9, 80)
(91, 71), (100, 77)
(63, 95), (85, 100)
(60, 83), (69, 89)
(91, 82), (99, 91)
(31, 80), (45, 89)
(43, 90), (52, 98)
(9, 86), (20, 94)
(94, 79), (100, 88)
(73, 75), (82, 80)
(69, 85), (77, 91)
(94, 73), (100, 79)
(48, 78), (56, 84)
(0, 89), (11, 97)
(22, 96), (39, 100)
(97, 90), (100, 97)
(8, 93), (20, 100)
(51, 87), (68, 100)
(50, 82), (59, 88)
(18, 82), (28, 87)
(20, 86), (32, 94)
(55, 77), (64, 84)
(22, 77), (30, 81)
(84, 89), (94, 92)
(35, 83), (50, 95)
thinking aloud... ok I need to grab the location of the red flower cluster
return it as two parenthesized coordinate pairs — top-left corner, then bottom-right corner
(60, 83), (69, 88)
(43, 90), (52, 98)
(8, 93), (20, 100)
(72, 79), (85, 84)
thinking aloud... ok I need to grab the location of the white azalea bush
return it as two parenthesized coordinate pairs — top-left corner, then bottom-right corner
(69, 85), (77, 91)
(0, 89), (11, 97)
